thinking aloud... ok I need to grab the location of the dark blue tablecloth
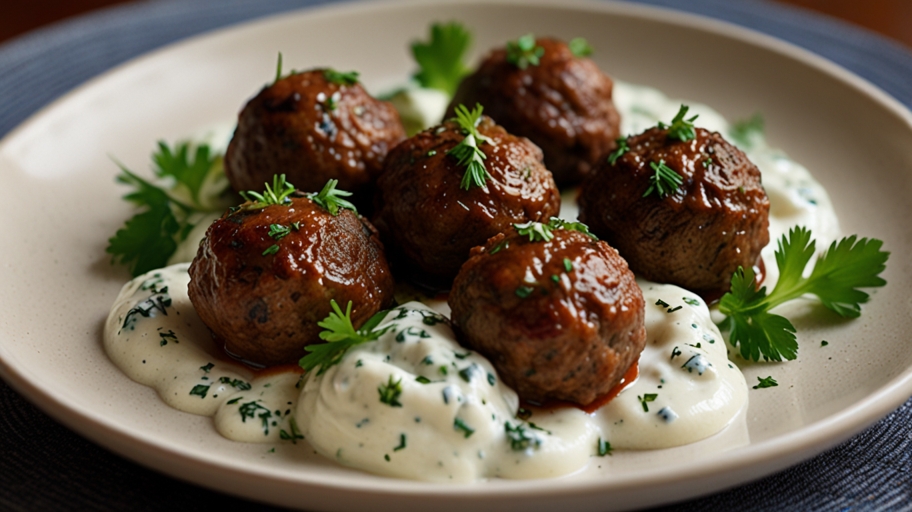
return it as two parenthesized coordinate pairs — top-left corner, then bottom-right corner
(1, 1), (910, 510)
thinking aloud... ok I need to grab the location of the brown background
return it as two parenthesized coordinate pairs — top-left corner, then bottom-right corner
(1, 0), (911, 49)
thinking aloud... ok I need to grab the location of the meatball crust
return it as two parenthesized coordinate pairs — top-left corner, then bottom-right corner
(449, 228), (646, 406)
(578, 127), (770, 299)
(225, 69), (406, 203)
(448, 37), (620, 186)
(372, 115), (561, 285)
(188, 195), (394, 367)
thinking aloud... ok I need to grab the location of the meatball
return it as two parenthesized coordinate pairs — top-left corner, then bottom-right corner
(225, 68), (406, 206)
(578, 126), (770, 299)
(372, 113), (561, 286)
(188, 190), (394, 367)
(449, 225), (646, 406)
(447, 36), (620, 186)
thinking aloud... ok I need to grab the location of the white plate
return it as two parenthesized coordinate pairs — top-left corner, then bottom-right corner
(1, 0), (911, 510)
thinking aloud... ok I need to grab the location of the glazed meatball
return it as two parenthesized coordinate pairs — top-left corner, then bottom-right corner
(449, 225), (646, 406)
(372, 113), (561, 286)
(188, 190), (394, 367)
(447, 36), (620, 186)
(225, 69), (406, 205)
(578, 125), (770, 299)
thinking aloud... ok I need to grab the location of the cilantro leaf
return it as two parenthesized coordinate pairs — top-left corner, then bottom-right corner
(719, 227), (889, 361)
(299, 300), (393, 375)
(308, 179), (356, 216)
(411, 21), (472, 97)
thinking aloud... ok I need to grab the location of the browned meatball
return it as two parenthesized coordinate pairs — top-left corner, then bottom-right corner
(188, 192), (394, 367)
(578, 126), (770, 299)
(449, 225), (646, 406)
(372, 114), (560, 286)
(225, 69), (406, 205)
(447, 37), (620, 186)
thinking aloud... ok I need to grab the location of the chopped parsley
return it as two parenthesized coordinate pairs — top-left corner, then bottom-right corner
(394, 433), (407, 451)
(447, 103), (492, 190)
(308, 179), (356, 215)
(643, 159), (683, 198)
(659, 104), (699, 142)
(279, 417), (304, 443)
(199, 363), (214, 373)
(597, 437), (613, 456)
(238, 400), (274, 435)
(514, 217), (597, 243)
(411, 21), (472, 96)
(299, 300), (394, 375)
(753, 376), (779, 389)
(563, 258), (574, 272)
(378, 375), (404, 407)
(515, 286), (534, 298)
(638, 393), (657, 412)
(506, 33), (544, 69)
(323, 68), (359, 85)
(568, 37), (593, 57)
(719, 227), (888, 362)
(453, 417), (475, 438)
(505, 422), (542, 451)
(189, 384), (210, 398)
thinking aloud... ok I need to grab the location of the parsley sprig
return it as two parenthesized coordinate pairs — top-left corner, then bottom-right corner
(240, 174), (295, 209)
(719, 227), (888, 362)
(568, 37), (593, 57)
(506, 34), (544, 69)
(411, 22), (472, 97)
(323, 69), (360, 85)
(308, 179), (357, 215)
(660, 104), (699, 142)
(643, 160), (683, 198)
(299, 300), (394, 375)
(107, 141), (231, 277)
(513, 217), (598, 242)
(447, 103), (492, 190)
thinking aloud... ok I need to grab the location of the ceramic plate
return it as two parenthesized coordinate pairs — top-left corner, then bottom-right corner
(1, 0), (911, 510)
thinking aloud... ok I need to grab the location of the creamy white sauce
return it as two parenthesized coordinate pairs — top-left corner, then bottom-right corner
(105, 81), (841, 482)
(104, 264), (303, 443)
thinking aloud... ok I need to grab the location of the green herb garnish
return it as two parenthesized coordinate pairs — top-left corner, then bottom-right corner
(643, 159), (683, 198)
(597, 437), (612, 456)
(453, 417), (475, 438)
(447, 103), (492, 190)
(638, 393), (657, 412)
(323, 68), (359, 85)
(505, 422), (542, 451)
(240, 174), (295, 209)
(299, 300), (394, 375)
(308, 179), (357, 215)
(107, 141), (229, 277)
(411, 22), (472, 97)
(659, 104), (699, 142)
(753, 376), (779, 389)
(378, 375), (404, 407)
(729, 113), (765, 150)
(506, 33), (544, 69)
(279, 417), (304, 443)
(513, 217), (598, 242)
(719, 227), (888, 362)
(568, 37), (593, 57)
(607, 137), (629, 165)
